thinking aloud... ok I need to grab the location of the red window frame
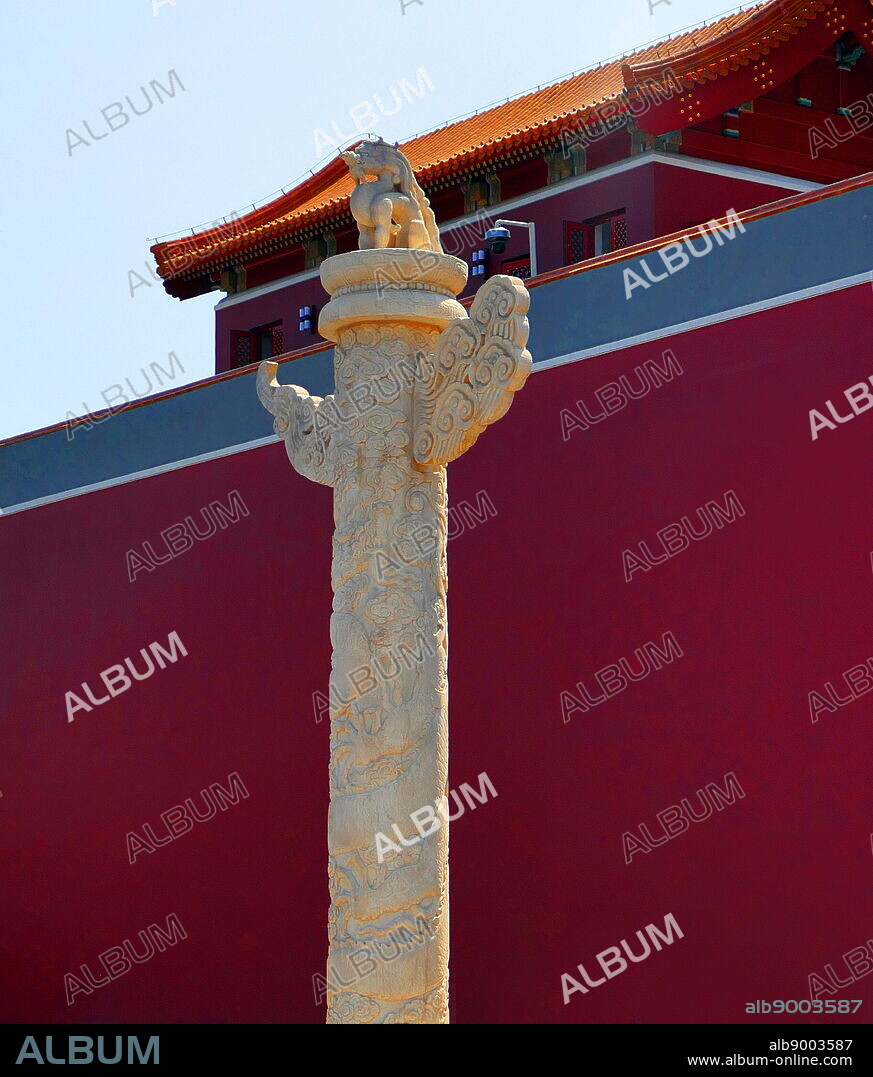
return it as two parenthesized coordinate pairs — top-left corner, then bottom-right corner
(230, 330), (256, 369)
(501, 255), (531, 279)
(564, 212), (628, 265)
(269, 324), (284, 356)
(230, 322), (284, 369)
(564, 221), (593, 264)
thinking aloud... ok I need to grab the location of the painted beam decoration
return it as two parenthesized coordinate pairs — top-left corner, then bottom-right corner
(257, 139), (531, 1024)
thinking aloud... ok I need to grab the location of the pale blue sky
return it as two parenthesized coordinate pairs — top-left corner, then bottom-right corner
(0, 0), (757, 441)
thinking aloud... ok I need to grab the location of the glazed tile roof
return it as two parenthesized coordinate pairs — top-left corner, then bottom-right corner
(153, 0), (844, 284)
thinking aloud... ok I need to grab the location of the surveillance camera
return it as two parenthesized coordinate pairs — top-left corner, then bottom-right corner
(484, 226), (511, 255)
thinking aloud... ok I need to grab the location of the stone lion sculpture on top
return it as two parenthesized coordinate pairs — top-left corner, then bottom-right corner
(341, 138), (442, 253)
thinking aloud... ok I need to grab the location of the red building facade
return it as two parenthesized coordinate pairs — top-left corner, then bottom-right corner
(153, 0), (873, 373)
(2, 0), (873, 1025)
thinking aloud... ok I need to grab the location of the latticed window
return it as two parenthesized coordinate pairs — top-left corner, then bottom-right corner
(611, 215), (628, 251)
(231, 330), (256, 368)
(230, 322), (284, 369)
(564, 212), (628, 265)
(501, 255), (531, 279)
(262, 324), (283, 359)
(565, 222), (592, 263)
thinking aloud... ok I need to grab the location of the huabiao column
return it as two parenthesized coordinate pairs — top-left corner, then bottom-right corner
(257, 138), (531, 1023)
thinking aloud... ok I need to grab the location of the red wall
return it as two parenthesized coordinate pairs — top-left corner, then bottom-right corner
(651, 163), (798, 234)
(3, 283), (872, 1024)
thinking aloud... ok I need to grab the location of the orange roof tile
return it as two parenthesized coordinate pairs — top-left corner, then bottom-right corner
(153, 0), (843, 285)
